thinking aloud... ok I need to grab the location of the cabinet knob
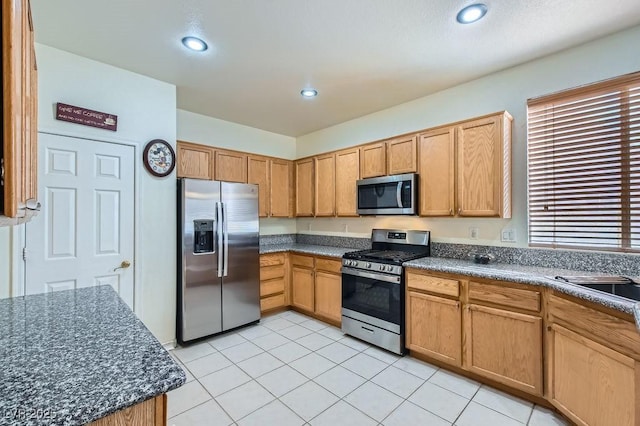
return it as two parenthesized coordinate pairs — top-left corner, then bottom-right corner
(457, 208), (462, 214)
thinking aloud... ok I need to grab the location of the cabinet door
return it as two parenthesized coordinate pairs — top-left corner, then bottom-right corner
(418, 128), (454, 216)
(548, 324), (636, 426)
(2, 0), (36, 218)
(295, 158), (314, 216)
(247, 155), (269, 217)
(23, 4), (37, 203)
(456, 113), (511, 217)
(387, 135), (417, 175)
(315, 271), (341, 323)
(215, 150), (247, 183)
(270, 159), (293, 217)
(406, 291), (461, 366)
(314, 154), (335, 217)
(464, 304), (543, 396)
(359, 142), (386, 178)
(177, 141), (214, 180)
(335, 148), (359, 217)
(291, 266), (314, 313)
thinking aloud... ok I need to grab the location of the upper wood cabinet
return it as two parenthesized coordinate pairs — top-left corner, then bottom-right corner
(177, 141), (214, 180)
(295, 158), (314, 216)
(387, 135), (417, 175)
(215, 150), (247, 183)
(418, 111), (512, 218)
(335, 148), (359, 217)
(270, 159), (294, 217)
(314, 154), (335, 217)
(456, 112), (512, 218)
(247, 155), (269, 217)
(418, 128), (455, 216)
(2, 0), (38, 219)
(359, 142), (386, 178)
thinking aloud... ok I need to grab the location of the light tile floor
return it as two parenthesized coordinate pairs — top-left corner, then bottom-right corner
(168, 310), (568, 426)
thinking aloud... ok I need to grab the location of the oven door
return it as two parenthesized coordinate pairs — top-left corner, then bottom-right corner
(341, 267), (403, 330)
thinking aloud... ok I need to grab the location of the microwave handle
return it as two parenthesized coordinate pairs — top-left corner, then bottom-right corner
(396, 182), (403, 208)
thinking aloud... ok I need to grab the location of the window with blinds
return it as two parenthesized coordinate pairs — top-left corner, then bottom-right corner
(527, 72), (640, 252)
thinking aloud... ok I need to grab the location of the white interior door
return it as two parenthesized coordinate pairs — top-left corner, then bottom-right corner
(25, 133), (135, 308)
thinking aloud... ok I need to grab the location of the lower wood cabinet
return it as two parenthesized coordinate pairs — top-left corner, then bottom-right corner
(464, 304), (543, 395)
(285, 254), (342, 324)
(548, 323), (636, 426)
(259, 253), (288, 312)
(291, 265), (315, 313)
(406, 290), (461, 366)
(314, 271), (341, 323)
(88, 394), (166, 426)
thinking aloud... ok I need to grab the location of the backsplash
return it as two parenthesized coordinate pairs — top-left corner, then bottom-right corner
(259, 234), (297, 245)
(261, 233), (640, 276)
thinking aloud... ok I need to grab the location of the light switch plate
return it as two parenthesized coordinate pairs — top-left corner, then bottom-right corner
(501, 228), (516, 242)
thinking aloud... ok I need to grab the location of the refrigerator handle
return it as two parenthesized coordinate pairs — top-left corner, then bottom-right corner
(222, 202), (229, 277)
(216, 201), (223, 278)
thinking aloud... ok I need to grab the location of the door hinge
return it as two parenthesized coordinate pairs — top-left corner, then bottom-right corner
(22, 247), (27, 261)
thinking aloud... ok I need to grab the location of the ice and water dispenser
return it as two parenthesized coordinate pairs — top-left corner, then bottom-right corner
(193, 219), (214, 253)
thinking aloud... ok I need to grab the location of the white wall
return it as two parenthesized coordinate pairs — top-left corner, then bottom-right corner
(296, 25), (640, 247)
(0, 44), (178, 344)
(177, 109), (297, 235)
(0, 227), (10, 299)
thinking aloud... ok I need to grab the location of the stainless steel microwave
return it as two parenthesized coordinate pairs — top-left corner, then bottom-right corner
(356, 173), (418, 215)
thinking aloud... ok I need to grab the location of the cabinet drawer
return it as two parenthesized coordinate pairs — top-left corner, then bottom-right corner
(260, 277), (285, 297)
(469, 281), (541, 313)
(261, 265), (285, 281)
(406, 273), (460, 297)
(291, 254), (314, 268)
(315, 258), (341, 274)
(260, 293), (286, 312)
(260, 253), (285, 267)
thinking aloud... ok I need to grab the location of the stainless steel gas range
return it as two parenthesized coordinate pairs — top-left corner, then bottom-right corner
(341, 229), (431, 355)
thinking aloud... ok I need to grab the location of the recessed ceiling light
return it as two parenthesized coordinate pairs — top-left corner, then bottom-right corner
(456, 3), (488, 24)
(300, 88), (318, 98)
(181, 36), (208, 52)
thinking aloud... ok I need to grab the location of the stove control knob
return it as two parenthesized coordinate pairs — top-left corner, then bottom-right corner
(366, 262), (372, 269)
(379, 265), (385, 271)
(351, 261), (358, 267)
(387, 265), (394, 272)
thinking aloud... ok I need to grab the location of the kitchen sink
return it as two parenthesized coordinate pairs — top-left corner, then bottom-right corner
(553, 275), (640, 302)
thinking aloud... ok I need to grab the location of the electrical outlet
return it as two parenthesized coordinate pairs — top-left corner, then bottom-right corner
(307, 223), (311, 231)
(469, 227), (479, 240)
(342, 223), (348, 232)
(501, 228), (516, 242)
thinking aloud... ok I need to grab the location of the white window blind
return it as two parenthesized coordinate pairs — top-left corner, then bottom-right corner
(527, 72), (640, 252)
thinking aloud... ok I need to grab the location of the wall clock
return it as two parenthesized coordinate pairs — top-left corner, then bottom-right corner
(143, 139), (176, 177)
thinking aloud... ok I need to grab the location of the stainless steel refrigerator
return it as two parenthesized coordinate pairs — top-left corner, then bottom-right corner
(177, 178), (260, 344)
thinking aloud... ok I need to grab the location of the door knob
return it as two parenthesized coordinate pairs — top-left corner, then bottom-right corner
(114, 260), (131, 271)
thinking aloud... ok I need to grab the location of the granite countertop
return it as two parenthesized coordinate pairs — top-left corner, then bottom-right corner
(260, 243), (354, 258)
(0, 286), (186, 426)
(260, 243), (640, 330)
(404, 257), (640, 328)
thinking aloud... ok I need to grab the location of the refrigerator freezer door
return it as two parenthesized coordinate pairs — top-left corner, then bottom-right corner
(178, 179), (223, 342)
(221, 182), (260, 330)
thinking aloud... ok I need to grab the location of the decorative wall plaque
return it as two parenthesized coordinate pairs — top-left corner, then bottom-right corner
(55, 102), (118, 131)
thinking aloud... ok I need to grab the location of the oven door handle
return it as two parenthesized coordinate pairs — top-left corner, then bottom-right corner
(341, 267), (401, 284)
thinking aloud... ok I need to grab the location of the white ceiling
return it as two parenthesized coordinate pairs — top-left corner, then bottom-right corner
(31, 0), (640, 137)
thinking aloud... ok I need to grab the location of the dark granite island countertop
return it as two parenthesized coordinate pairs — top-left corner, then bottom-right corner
(0, 286), (186, 426)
